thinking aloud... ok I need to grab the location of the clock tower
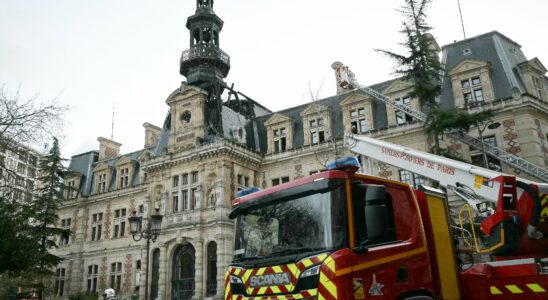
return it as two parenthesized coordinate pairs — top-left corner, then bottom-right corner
(179, 0), (230, 139)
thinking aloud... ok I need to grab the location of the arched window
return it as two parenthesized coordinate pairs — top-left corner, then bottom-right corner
(172, 244), (195, 300)
(206, 241), (217, 296)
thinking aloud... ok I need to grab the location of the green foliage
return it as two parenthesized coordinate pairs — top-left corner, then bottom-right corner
(30, 137), (72, 273)
(376, 0), (442, 109)
(379, 0), (498, 156)
(0, 137), (74, 300)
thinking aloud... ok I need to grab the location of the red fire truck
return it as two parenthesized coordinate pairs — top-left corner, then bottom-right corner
(224, 137), (548, 299)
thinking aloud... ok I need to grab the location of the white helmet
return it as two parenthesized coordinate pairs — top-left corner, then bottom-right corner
(103, 288), (116, 300)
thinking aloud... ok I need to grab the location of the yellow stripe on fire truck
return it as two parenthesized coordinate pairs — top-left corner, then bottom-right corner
(540, 193), (548, 219)
(490, 283), (546, 295)
(227, 253), (331, 297)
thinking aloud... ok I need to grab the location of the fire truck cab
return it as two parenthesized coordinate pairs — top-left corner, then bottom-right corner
(225, 157), (548, 300)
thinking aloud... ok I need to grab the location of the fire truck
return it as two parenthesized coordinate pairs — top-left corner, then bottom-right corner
(224, 136), (548, 300)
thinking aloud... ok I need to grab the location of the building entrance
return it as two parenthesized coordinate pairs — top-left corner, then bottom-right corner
(172, 244), (195, 300)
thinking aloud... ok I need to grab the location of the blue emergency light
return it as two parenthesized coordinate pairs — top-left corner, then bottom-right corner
(327, 156), (360, 173)
(236, 187), (261, 198)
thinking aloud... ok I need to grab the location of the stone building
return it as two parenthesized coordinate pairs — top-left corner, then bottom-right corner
(51, 1), (548, 299)
(0, 143), (41, 201)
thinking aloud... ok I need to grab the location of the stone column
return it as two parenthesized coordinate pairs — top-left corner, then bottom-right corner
(216, 234), (232, 299)
(193, 239), (204, 299)
(157, 244), (168, 300)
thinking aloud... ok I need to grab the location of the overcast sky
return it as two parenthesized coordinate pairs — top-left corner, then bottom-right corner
(1, 0), (547, 158)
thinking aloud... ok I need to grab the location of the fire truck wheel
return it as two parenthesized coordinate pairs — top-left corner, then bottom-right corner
(396, 291), (434, 300)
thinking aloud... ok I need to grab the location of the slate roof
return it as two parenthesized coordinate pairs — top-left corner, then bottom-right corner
(67, 31), (542, 199)
(439, 31), (530, 108)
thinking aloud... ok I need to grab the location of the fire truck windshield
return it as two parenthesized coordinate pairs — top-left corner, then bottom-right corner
(233, 181), (346, 261)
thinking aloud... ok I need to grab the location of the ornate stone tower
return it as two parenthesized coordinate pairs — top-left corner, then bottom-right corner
(180, 0), (230, 138)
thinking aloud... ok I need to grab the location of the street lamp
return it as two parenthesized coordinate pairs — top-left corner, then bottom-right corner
(476, 121), (501, 169)
(129, 208), (163, 300)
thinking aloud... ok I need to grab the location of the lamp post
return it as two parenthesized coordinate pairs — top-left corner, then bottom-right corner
(129, 208), (163, 300)
(476, 121), (501, 169)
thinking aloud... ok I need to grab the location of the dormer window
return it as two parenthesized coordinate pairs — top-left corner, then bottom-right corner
(532, 76), (544, 100)
(97, 174), (107, 193)
(395, 96), (413, 125)
(310, 118), (325, 144)
(66, 179), (77, 199)
(448, 59), (494, 108)
(350, 108), (367, 134)
(119, 167), (130, 188)
(265, 113), (294, 153)
(300, 103), (332, 146)
(273, 128), (287, 152)
(461, 76), (484, 106)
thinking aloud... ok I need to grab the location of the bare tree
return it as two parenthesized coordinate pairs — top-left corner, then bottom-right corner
(0, 86), (67, 195)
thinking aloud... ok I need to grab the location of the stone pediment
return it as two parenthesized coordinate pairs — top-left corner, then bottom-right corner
(448, 59), (490, 76)
(93, 162), (111, 172)
(166, 85), (207, 105)
(264, 113), (294, 126)
(300, 103), (331, 117)
(114, 156), (132, 167)
(519, 57), (547, 74)
(339, 92), (370, 106)
(138, 151), (152, 162)
(383, 79), (414, 95)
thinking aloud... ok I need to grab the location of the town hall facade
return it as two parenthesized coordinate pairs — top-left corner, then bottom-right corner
(51, 1), (548, 299)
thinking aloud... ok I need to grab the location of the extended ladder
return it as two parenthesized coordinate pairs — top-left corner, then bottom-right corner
(339, 72), (548, 183)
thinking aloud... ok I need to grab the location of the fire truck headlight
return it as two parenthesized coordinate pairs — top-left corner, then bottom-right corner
(230, 275), (243, 284)
(301, 265), (321, 278)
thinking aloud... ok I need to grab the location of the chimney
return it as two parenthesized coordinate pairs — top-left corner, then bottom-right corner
(98, 137), (122, 160)
(424, 33), (441, 63)
(143, 122), (161, 148)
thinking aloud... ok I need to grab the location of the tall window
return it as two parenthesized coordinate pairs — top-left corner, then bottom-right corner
(191, 171), (199, 184)
(120, 167), (130, 188)
(113, 209), (126, 238)
(97, 173), (107, 193)
(471, 136), (502, 171)
(273, 128), (287, 152)
(532, 76), (544, 99)
(59, 218), (71, 245)
(461, 76), (484, 106)
(182, 190), (189, 211)
(237, 174), (250, 192)
(135, 260), (141, 293)
(182, 173), (189, 185)
(173, 175), (180, 188)
(395, 96), (413, 125)
(110, 262), (123, 291)
(399, 170), (426, 189)
(206, 242), (217, 296)
(350, 108), (367, 134)
(87, 265), (99, 292)
(66, 180), (77, 199)
(173, 192), (179, 212)
(91, 213), (103, 241)
(272, 176), (290, 186)
(54, 268), (66, 296)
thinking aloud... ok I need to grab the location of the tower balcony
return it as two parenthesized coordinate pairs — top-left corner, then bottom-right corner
(180, 44), (230, 78)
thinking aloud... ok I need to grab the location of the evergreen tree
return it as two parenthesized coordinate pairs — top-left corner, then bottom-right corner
(377, 0), (495, 155)
(376, 0), (441, 109)
(30, 137), (70, 273)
